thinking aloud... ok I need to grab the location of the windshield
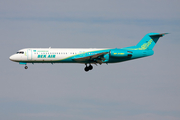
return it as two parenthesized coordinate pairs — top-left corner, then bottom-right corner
(16, 51), (24, 54)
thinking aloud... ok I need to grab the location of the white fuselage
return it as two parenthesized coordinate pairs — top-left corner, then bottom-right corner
(9, 48), (110, 63)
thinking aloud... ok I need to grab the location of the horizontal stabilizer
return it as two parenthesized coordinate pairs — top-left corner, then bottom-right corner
(149, 33), (169, 37)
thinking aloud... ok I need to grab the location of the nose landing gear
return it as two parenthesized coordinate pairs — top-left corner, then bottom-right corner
(24, 66), (28, 69)
(84, 64), (93, 72)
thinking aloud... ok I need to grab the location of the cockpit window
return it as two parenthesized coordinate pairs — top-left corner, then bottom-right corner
(17, 51), (24, 54)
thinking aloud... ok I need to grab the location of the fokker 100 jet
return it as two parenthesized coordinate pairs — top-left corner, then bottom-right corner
(9, 33), (167, 72)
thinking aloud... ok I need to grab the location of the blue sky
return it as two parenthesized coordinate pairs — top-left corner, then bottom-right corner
(0, 0), (180, 120)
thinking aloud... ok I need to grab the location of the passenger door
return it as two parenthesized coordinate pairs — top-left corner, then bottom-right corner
(27, 49), (32, 60)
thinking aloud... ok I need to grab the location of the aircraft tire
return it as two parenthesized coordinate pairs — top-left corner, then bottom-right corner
(84, 67), (89, 72)
(25, 66), (28, 69)
(89, 65), (93, 70)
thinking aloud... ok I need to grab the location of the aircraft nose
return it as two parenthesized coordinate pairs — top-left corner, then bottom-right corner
(9, 55), (16, 61)
(9, 55), (13, 61)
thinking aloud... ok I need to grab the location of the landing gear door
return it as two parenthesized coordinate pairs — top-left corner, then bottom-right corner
(27, 49), (32, 60)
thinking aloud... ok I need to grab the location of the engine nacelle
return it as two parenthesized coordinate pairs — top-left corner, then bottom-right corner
(110, 49), (132, 58)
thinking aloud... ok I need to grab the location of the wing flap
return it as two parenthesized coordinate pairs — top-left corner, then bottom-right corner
(73, 52), (108, 62)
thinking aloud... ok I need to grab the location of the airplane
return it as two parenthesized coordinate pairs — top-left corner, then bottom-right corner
(9, 33), (168, 72)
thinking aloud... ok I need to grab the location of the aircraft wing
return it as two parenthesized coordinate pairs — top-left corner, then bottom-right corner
(73, 52), (109, 64)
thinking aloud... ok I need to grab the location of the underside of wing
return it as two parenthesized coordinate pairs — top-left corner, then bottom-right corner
(73, 52), (109, 64)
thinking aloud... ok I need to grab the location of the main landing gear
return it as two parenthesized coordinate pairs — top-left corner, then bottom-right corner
(84, 64), (93, 72)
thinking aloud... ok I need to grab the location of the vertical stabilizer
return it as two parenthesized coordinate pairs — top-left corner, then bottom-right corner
(136, 33), (168, 50)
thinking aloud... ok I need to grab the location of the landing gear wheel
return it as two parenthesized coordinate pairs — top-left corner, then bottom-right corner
(89, 65), (93, 70)
(24, 66), (28, 69)
(84, 64), (94, 72)
(84, 67), (89, 72)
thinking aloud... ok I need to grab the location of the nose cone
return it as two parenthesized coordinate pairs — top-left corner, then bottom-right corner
(9, 55), (14, 61)
(9, 54), (17, 61)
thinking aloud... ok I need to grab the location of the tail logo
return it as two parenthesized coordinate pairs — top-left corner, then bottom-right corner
(140, 39), (153, 50)
(126, 39), (153, 50)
